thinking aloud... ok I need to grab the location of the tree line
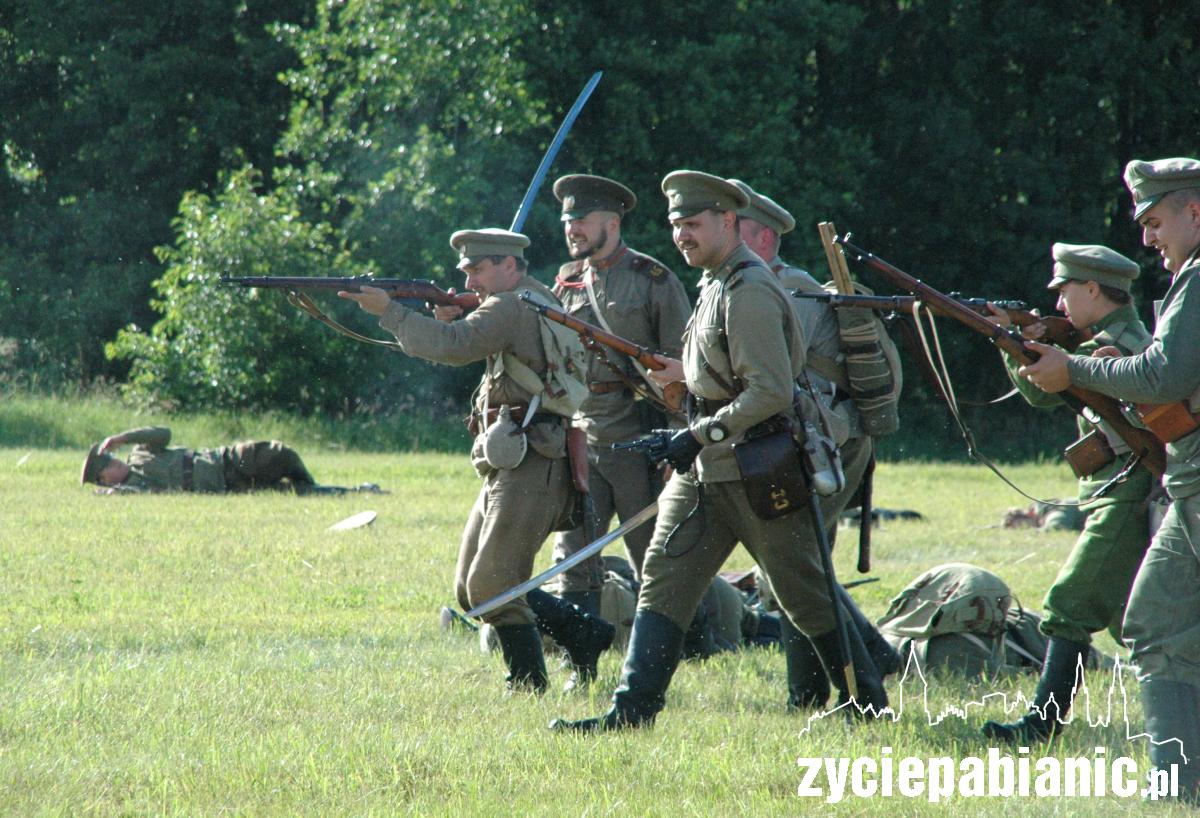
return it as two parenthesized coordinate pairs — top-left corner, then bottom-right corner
(2, 0), (1196, 455)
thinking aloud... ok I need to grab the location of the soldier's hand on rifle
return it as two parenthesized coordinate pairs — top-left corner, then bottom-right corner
(1018, 341), (1071, 393)
(338, 285), (391, 316)
(647, 354), (685, 389)
(433, 288), (465, 323)
(1092, 345), (1122, 359)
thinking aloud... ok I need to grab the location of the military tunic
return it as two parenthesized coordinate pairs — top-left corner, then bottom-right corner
(636, 242), (838, 636)
(112, 427), (313, 493)
(379, 274), (575, 627)
(550, 244), (691, 589)
(1066, 254), (1200, 683)
(1002, 304), (1154, 645)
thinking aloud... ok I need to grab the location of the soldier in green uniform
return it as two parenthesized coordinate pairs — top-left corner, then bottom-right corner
(979, 243), (1153, 744)
(81, 427), (320, 494)
(1018, 158), (1200, 802)
(549, 174), (691, 617)
(732, 179), (901, 709)
(341, 228), (610, 693)
(551, 171), (888, 732)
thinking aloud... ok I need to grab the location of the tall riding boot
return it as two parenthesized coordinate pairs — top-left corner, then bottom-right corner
(781, 616), (830, 710)
(549, 610), (685, 733)
(982, 636), (1087, 744)
(560, 589), (602, 619)
(526, 589), (615, 691)
(836, 585), (901, 677)
(810, 623), (889, 715)
(493, 624), (548, 694)
(1141, 679), (1200, 804)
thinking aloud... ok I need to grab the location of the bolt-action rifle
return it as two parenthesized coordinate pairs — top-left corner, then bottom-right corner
(834, 235), (1166, 478)
(791, 291), (1091, 352)
(519, 291), (687, 412)
(220, 275), (482, 311)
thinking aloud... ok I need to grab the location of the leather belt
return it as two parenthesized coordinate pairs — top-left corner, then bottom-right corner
(587, 381), (630, 395)
(181, 451), (195, 491)
(468, 404), (562, 435)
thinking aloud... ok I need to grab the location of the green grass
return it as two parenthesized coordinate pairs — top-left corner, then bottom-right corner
(0, 406), (1185, 816)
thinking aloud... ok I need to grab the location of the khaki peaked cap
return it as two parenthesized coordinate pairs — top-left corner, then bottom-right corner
(554, 174), (636, 220)
(1048, 243), (1140, 293)
(1124, 157), (1200, 219)
(449, 228), (531, 270)
(728, 179), (796, 235)
(661, 170), (750, 220)
(80, 444), (115, 485)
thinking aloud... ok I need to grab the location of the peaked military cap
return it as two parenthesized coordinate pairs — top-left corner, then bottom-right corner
(1048, 243), (1140, 293)
(553, 174), (636, 221)
(449, 228), (531, 270)
(661, 170), (750, 220)
(728, 179), (796, 235)
(1124, 157), (1200, 219)
(80, 443), (115, 485)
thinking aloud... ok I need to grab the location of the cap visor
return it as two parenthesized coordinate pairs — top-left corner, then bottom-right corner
(1134, 193), (1165, 220)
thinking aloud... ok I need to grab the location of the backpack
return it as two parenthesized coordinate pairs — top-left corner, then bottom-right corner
(877, 563), (1110, 678)
(497, 288), (590, 418)
(830, 282), (903, 437)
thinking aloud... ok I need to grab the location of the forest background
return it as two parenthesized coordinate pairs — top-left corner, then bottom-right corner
(2, 0), (1197, 457)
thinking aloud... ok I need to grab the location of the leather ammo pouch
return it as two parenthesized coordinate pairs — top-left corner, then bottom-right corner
(1064, 430), (1116, 479)
(733, 416), (806, 521)
(1137, 401), (1200, 444)
(552, 427), (591, 532)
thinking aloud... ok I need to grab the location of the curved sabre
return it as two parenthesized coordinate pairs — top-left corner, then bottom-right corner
(464, 500), (656, 620)
(509, 71), (603, 233)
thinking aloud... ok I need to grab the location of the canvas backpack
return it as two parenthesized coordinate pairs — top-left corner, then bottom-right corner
(804, 281), (903, 437)
(495, 288), (590, 418)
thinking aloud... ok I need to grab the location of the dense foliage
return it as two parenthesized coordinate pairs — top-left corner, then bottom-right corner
(2, 0), (1198, 449)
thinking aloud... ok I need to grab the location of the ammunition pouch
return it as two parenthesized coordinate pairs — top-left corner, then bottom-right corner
(733, 417), (808, 520)
(1137, 401), (1200, 444)
(1063, 430), (1116, 479)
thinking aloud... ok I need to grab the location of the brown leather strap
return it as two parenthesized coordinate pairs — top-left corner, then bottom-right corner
(466, 404), (561, 435)
(587, 381), (629, 395)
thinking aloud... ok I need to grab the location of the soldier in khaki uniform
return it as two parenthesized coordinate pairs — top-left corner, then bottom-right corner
(732, 179), (901, 709)
(81, 426), (319, 493)
(980, 244), (1152, 745)
(342, 228), (609, 693)
(551, 172), (887, 732)
(550, 174), (691, 615)
(1019, 158), (1200, 802)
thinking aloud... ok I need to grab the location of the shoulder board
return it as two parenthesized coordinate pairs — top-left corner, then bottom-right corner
(726, 260), (768, 289)
(629, 253), (671, 282)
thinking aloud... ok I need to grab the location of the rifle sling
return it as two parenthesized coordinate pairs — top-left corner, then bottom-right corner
(287, 291), (403, 349)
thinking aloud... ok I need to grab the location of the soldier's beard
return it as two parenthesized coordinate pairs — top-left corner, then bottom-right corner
(568, 226), (609, 260)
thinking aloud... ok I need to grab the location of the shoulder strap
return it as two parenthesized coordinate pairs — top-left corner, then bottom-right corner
(582, 270), (668, 403)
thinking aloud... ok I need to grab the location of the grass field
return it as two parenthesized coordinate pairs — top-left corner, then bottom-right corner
(0, 401), (1186, 816)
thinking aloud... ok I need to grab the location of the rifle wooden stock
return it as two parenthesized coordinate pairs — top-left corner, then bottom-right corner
(835, 236), (1166, 478)
(221, 275), (482, 311)
(518, 292), (686, 412)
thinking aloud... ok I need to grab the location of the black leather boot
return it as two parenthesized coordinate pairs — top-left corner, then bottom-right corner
(493, 624), (548, 694)
(560, 589), (602, 619)
(982, 636), (1087, 744)
(810, 623), (889, 715)
(781, 616), (830, 710)
(526, 589), (615, 691)
(549, 610), (685, 733)
(1141, 679), (1200, 805)
(837, 585), (901, 677)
